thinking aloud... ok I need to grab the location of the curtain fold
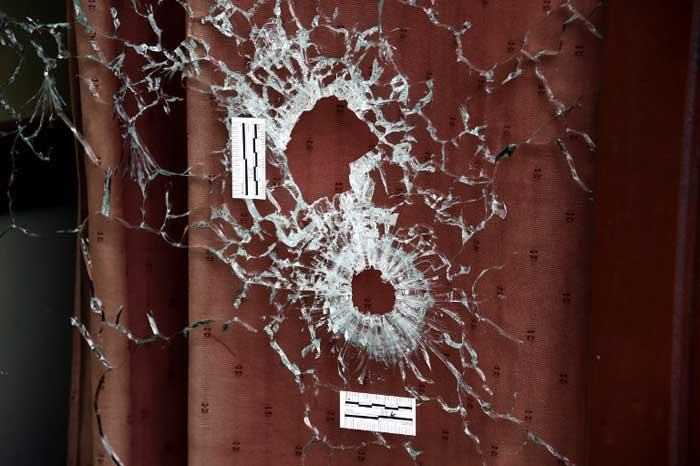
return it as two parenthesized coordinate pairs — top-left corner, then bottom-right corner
(69, 2), (190, 466)
(68, 1), (603, 465)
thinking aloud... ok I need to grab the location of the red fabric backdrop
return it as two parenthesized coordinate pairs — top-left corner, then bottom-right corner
(68, 1), (603, 466)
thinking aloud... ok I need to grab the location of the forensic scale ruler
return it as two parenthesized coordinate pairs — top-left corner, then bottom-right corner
(339, 390), (417, 436)
(230, 117), (266, 199)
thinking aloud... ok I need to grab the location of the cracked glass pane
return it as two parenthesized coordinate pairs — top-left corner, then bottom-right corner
(0, 1), (605, 465)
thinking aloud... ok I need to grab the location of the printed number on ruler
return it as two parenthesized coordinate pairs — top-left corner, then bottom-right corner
(339, 390), (416, 436)
(231, 117), (266, 199)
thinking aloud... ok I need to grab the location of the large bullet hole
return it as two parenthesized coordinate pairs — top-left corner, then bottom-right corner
(351, 268), (396, 315)
(286, 96), (378, 202)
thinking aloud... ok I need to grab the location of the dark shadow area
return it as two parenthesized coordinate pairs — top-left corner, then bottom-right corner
(0, 2), (76, 462)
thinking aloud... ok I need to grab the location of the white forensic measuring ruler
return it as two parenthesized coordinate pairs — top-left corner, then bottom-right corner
(339, 390), (416, 436)
(230, 117), (266, 199)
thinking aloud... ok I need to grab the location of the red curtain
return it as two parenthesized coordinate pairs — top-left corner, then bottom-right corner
(67, 1), (604, 465)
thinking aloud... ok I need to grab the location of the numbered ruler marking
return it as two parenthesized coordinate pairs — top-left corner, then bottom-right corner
(230, 117), (266, 199)
(339, 390), (416, 436)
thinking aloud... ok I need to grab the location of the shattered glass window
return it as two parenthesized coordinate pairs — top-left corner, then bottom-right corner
(0, 1), (605, 465)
